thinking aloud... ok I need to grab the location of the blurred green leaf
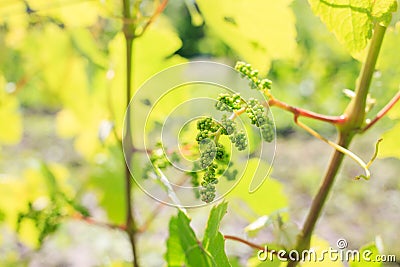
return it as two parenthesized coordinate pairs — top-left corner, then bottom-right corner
(380, 122), (400, 158)
(245, 215), (271, 236)
(196, 0), (297, 73)
(225, 159), (288, 218)
(300, 236), (345, 267)
(349, 242), (382, 267)
(0, 76), (22, 145)
(107, 16), (186, 136)
(30, 0), (102, 27)
(70, 28), (108, 68)
(87, 147), (126, 224)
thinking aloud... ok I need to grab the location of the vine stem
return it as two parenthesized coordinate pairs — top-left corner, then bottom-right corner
(224, 235), (288, 258)
(362, 90), (400, 132)
(224, 235), (265, 251)
(135, 0), (169, 37)
(287, 133), (352, 267)
(121, 1), (170, 265)
(287, 23), (387, 267)
(73, 213), (127, 230)
(122, 0), (139, 266)
(342, 24), (387, 131)
(267, 97), (347, 125)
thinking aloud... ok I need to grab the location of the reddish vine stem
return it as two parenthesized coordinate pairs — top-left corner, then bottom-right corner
(135, 0), (169, 37)
(224, 235), (265, 251)
(362, 90), (400, 132)
(73, 214), (126, 231)
(267, 98), (347, 124)
(224, 235), (288, 258)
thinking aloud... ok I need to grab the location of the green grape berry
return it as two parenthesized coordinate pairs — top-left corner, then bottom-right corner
(199, 163), (219, 203)
(196, 129), (212, 143)
(260, 119), (275, 142)
(230, 131), (247, 151)
(258, 78), (272, 90)
(235, 61), (253, 77)
(246, 98), (268, 127)
(216, 93), (242, 111)
(197, 117), (213, 131)
(202, 165), (218, 185)
(198, 117), (219, 131)
(235, 61), (272, 90)
(220, 114), (236, 135)
(199, 140), (217, 169)
(200, 183), (216, 203)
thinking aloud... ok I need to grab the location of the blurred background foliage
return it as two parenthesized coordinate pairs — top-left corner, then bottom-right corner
(0, 0), (399, 266)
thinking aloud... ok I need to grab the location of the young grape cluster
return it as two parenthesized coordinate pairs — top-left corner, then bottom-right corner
(245, 98), (275, 142)
(196, 117), (219, 143)
(215, 93), (242, 111)
(194, 114), (242, 202)
(220, 114), (236, 135)
(192, 62), (276, 203)
(199, 139), (217, 169)
(260, 120), (275, 142)
(229, 131), (247, 151)
(246, 98), (268, 126)
(235, 61), (272, 90)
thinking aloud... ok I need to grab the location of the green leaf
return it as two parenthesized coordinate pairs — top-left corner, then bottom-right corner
(166, 216), (186, 267)
(202, 202), (231, 267)
(70, 28), (108, 68)
(31, 0), (102, 27)
(349, 242), (382, 267)
(371, 0), (398, 26)
(308, 0), (397, 54)
(196, 0), (297, 73)
(166, 209), (210, 267)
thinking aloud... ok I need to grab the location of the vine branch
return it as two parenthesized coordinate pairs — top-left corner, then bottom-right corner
(73, 213), (126, 231)
(224, 235), (288, 258)
(362, 90), (400, 132)
(135, 0), (169, 37)
(267, 97), (348, 125)
(342, 24), (387, 131)
(224, 235), (265, 251)
(122, 0), (139, 266)
(287, 23), (388, 267)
